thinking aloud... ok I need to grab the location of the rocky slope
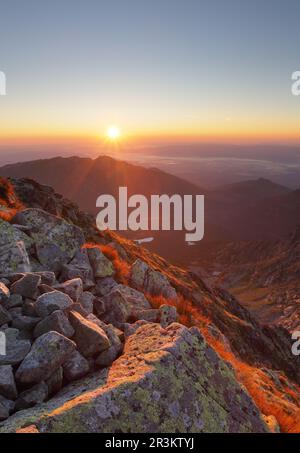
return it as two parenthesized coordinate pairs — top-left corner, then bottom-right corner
(0, 177), (299, 433)
(197, 228), (300, 332)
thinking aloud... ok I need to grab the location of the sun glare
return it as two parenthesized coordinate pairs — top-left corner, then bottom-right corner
(106, 126), (121, 140)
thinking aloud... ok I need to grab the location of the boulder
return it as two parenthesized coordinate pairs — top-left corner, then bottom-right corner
(12, 314), (40, 331)
(0, 365), (18, 399)
(35, 291), (73, 318)
(15, 209), (85, 272)
(95, 346), (120, 368)
(159, 304), (178, 327)
(0, 323), (269, 433)
(131, 259), (177, 300)
(33, 310), (74, 339)
(4, 294), (22, 310)
(95, 277), (117, 296)
(0, 399), (9, 421)
(101, 284), (151, 324)
(15, 331), (76, 384)
(0, 241), (30, 274)
(79, 291), (95, 315)
(86, 247), (114, 278)
(15, 382), (48, 410)
(0, 328), (31, 366)
(69, 311), (110, 358)
(0, 306), (12, 326)
(10, 273), (41, 299)
(0, 283), (10, 304)
(46, 367), (63, 397)
(133, 309), (160, 323)
(60, 250), (94, 289)
(63, 350), (90, 381)
(55, 278), (83, 302)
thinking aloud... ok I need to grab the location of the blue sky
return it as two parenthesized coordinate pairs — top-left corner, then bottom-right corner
(0, 0), (300, 141)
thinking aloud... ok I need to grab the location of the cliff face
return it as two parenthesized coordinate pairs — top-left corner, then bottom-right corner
(0, 177), (299, 433)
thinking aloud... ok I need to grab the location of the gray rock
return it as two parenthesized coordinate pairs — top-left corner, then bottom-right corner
(4, 294), (22, 310)
(95, 277), (117, 296)
(87, 315), (123, 353)
(16, 209), (85, 272)
(123, 320), (150, 338)
(159, 304), (178, 328)
(55, 278), (83, 302)
(12, 314), (40, 331)
(63, 350), (90, 381)
(11, 273), (41, 299)
(0, 306), (12, 326)
(79, 291), (95, 315)
(69, 311), (110, 358)
(0, 399), (9, 421)
(0, 329), (31, 366)
(36, 272), (56, 286)
(133, 308), (160, 323)
(95, 346), (119, 368)
(0, 365), (18, 399)
(35, 291), (73, 318)
(0, 395), (14, 416)
(0, 240), (31, 274)
(0, 283), (10, 304)
(101, 284), (151, 325)
(46, 367), (63, 397)
(33, 310), (74, 339)
(22, 300), (37, 317)
(15, 382), (48, 410)
(60, 249), (94, 290)
(86, 246), (114, 278)
(15, 331), (76, 384)
(131, 259), (177, 300)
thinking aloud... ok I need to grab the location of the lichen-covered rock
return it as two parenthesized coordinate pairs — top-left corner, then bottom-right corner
(35, 291), (73, 318)
(0, 365), (18, 400)
(0, 328), (31, 366)
(33, 310), (74, 339)
(0, 241), (30, 274)
(15, 331), (76, 385)
(15, 382), (48, 410)
(69, 311), (110, 358)
(101, 284), (151, 325)
(86, 246), (114, 278)
(159, 304), (178, 328)
(0, 323), (269, 433)
(11, 273), (41, 299)
(60, 250), (94, 290)
(15, 209), (85, 272)
(79, 291), (95, 315)
(46, 367), (63, 397)
(131, 259), (177, 300)
(55, 278), (83, 303)
(63, 350), (89, 381)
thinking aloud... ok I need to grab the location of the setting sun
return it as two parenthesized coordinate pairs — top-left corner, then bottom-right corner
(106, 126), (121, 140)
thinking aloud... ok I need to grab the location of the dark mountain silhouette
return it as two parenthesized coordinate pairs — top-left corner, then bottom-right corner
(0, 156), (299, 264)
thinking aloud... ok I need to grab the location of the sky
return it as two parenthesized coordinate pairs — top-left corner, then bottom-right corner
(0, 0), (300, 146)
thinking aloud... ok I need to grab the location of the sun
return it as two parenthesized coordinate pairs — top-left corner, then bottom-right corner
(106, 126), (121, 140)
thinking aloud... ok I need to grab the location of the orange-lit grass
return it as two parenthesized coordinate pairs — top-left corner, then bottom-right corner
(83, 243), (131, 284)
(147, 291), (300, 433)
(0, 177), (23, 221)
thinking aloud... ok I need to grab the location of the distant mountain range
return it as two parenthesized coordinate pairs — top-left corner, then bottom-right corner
(0, 155), (299, 263)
